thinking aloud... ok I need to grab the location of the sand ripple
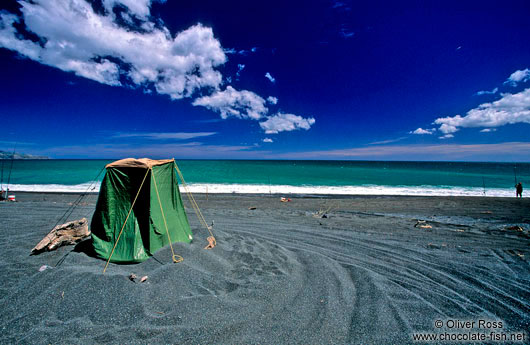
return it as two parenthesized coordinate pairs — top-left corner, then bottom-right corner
(1, 194), (529, 344)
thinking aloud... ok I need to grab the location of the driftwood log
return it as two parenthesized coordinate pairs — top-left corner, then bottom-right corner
(31, 218), (90, 254)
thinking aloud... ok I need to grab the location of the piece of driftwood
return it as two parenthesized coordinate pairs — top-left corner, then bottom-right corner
(31, 218), (90, 254)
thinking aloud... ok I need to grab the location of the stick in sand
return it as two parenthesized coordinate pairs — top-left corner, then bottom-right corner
(514, 165), (518, 197)
(5, 143), (16, 197)
(1, 155), (4, 191)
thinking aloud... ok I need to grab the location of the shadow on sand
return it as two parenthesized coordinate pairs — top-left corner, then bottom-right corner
(73, 238), (99, 258)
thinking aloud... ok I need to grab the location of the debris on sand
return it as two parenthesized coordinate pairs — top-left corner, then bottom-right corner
(503, 225), (530, 239)
(507, 250), (526, 259)
(312, 211), (328, 219)
(129, 274), (148, 283)
(312, 205), (335, 219)
(414, 220), (432, 229)
(31, 218), (90, 254)
(38, 265), (52, 272)
(505, 225), (523, 232)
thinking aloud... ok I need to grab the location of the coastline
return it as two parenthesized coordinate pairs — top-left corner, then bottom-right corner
(5, 182), (519, 197)
(7, 190), (527, 204)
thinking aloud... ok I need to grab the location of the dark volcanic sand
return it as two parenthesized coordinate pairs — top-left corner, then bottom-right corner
(1, 193), (529, 344)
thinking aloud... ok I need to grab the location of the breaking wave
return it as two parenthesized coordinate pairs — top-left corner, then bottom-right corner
(5, 183), (514, 197)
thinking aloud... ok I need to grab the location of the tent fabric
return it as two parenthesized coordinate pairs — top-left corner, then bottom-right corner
(105, 157), (175, 169)
(91, 159), (192, 263)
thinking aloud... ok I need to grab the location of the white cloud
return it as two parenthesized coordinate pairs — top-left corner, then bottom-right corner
(339, 24), (355, 38)
(227, 47), (258, 56)
(504, 68), (530, 86)
(368, 137), (407, 145)
(267, 96), (278, 105)
(434, 88), (530, 136)
(0, 0), (226, 98)
(262, 138), (273, 143)
(259, 113), (315, 134)
(103, 0), (152, 19)
(0, 13), (41, 61)
(236, 63), (245, 78)
(480, 128), (496, 133)
(265, 72), (276, 83)
(0, 1), (316, 136)
(437, 123), (459, 134)
(192, 86), (268, 120)
(439, 134), (454, 139)
(277, 142), (530, 161)
(340, 30), (354, 38)
(475, 87), (498, 96)
(112, 132), (216, 140)
(410, 128), (435, 135)
(194, 91), (315, 133)
(40, 142), (259, 159)
(333, 2), (346, 9)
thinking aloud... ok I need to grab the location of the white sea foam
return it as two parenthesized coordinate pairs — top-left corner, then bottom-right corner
(184, 184), (514, 197)
(6, 183), (102, 193)
(6, 183), (515, 197)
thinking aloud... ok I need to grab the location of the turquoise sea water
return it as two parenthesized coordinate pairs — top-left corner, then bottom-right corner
(1, 159), (529, 197)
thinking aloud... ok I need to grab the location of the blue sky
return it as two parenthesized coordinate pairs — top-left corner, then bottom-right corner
(1, 0), (530, 161)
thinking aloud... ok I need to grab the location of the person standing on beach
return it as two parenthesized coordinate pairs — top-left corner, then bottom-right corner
(515, 182), (523, 198)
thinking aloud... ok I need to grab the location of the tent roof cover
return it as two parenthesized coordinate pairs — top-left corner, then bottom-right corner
(105, 158), (175, 169)
(91, 158), (192, 263)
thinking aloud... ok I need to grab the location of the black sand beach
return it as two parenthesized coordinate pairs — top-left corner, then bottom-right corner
(1, 193), (529, 344)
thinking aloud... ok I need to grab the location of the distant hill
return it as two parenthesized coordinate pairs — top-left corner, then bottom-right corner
(0, 150), (49, 159)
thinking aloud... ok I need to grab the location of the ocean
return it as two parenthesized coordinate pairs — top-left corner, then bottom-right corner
(1, 159), (528, 197)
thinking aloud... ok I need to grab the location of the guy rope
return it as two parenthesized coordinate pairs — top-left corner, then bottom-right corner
(174, 162), (216, 249)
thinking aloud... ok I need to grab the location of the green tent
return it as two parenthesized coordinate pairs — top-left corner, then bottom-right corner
(91, 158), (193, 264)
